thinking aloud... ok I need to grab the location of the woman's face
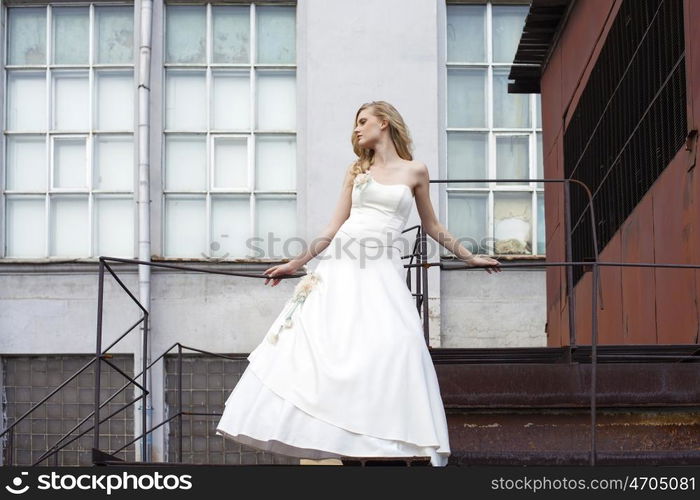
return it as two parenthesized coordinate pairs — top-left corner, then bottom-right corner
(354, 108), (386, 149)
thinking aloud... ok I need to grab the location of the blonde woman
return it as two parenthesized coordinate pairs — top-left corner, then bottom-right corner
(216, 101), (501, 467)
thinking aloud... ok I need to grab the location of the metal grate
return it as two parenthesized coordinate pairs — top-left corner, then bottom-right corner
(563, 0), (687, 287)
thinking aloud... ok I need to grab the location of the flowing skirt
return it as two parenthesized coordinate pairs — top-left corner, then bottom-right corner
(215, 229), (451, 466)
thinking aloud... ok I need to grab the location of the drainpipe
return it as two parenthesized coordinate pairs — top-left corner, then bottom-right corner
(136, 0), (153, 462)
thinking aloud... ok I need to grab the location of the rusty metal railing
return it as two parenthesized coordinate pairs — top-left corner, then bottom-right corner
(1, 178), (699, 468)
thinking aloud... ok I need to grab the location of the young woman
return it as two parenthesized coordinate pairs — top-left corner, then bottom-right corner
(216, 101), (501, 466)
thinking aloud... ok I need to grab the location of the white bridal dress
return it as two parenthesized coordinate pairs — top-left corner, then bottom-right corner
(215, 170), (451, 466)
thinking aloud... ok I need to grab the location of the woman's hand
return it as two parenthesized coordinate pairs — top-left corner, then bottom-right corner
(464, 254), (502, 274)
(262, 261), (302, 287)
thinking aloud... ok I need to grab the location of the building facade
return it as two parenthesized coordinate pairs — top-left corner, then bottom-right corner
(0, 0), (548, 465)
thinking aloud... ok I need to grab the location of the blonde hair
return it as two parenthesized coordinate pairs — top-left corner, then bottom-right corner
(349, 101), (413, 178)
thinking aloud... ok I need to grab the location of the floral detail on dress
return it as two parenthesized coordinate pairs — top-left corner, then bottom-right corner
(265, 272), (322, 344)
(353, 172), (370, 191)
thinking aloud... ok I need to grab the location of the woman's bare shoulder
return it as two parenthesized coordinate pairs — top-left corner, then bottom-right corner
(402, 160), (428, 179)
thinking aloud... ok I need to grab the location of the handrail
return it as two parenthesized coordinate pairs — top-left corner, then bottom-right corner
(428, 177), (601, 349)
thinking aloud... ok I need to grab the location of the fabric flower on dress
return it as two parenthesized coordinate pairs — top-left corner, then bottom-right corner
(353, 172), (370, 192)
(265, 272), (322, 344)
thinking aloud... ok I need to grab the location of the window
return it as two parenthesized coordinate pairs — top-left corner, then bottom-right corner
(162, 3), (297, 260)
(3, 4), (135, 258)
(445, 2), (544, 256)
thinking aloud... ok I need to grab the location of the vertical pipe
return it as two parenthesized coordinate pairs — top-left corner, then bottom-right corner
(416, 227), (422, 312)
(421, 227), (429, 345)
(93, 260), (105, 456)
(142, 313), (148, 461)
(8, 428), (14, 466)
(590, 263), (599, 466)
(564, 180), (576, 350)
(137, 0), (154, 462)
(177, 344), (183, 463)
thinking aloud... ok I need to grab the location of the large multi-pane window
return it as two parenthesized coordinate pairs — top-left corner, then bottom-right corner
(3, 4), (135, 258)
(445, 2), (545, 257)
(162, 3), (297, 260)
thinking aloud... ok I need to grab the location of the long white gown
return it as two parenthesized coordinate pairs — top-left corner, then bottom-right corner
(215, 170), (451, 466)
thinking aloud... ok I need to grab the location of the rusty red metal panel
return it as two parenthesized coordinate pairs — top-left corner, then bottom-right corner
(543, 0), (700, 347)
(689, 0), (700, 342)
(540, 46), (562, 157)
(621, 196), (657, 344)
(544, 142), (569, 347)
(447, 410), (700, 462)
(436, 363), (700, 408)
(652, 150), (699, 344)
(596, 234), (623, 344)
(684, 0), (700, 339)
(560, 0), (620, 126)
(687, 0), (700, 132)
(548, 224), (567, 347)
(559, 300), (570, 348)
(573, 267), (592, 345)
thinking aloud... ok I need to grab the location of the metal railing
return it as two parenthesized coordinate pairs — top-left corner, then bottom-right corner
(1, 177), (699, 467)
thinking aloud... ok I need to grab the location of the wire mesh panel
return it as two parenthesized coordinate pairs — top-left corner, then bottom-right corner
(564, 0), (687, 286)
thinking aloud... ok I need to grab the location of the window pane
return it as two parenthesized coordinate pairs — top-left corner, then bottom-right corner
(164, 135), (206, 191)
(256, 71), (295, 130)
(166, 6), (205, 63)
(537, 192), (545, 255)
(446, 4), (485, 63)
(536, 132), (543, 188)
(52, 7), (89, 64)
(493, 67), (529, 128)
(492, 5), (529, 64)
(6, 136), (47, 191)
(447, 68), (486, 128)
(213, 137), (248, 189)
(212, 71), (250, 130)
(53, 71), (89, 130)
(535, 94), (541, 128)
(447, 132), (487, 188)
(256, 135), (295, 191)
(94, 197), (133, 257)
(96, 71), (133, 130)
(212, 5), (249, 63)
(53, 137), (87, 188)
(494, 192), (532, 255)
(165, 70), (206, 130)
(8, 71), (46, 131)
(447, 193), (488, 255)
(256, 6), (295, 64)
(164, 196), (206, 257)
(6, 196), (46, 257)
(50, 195), (88, 256)
(95, 6), (133, 64)
(256, 195), (298, 259)
(496, 136), (529, 186)
(8, 7), (47, 65)
(94, 135), (133, 191)
(211, 195), (250, 258)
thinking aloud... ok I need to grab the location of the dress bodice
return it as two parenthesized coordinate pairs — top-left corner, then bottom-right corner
(336, 172), (414, 245)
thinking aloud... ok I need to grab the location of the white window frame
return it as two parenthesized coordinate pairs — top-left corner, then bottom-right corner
(444, 1), (544, 257)
(161, 1), (297, 261)
(1, 1), (137, 259)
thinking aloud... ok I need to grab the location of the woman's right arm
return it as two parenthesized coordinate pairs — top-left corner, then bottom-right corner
(263, 163), (354, 286)
(290, 163), (354, 268)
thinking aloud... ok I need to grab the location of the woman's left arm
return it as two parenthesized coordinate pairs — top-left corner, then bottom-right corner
(413, 163), (502, 274)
